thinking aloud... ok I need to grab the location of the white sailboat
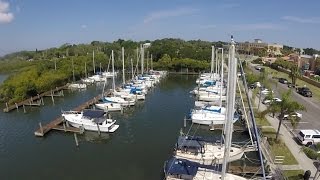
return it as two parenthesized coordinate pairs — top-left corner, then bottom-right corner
(164, 157), (247, 180)
(62, 109), (119, 133)
(68, 58), (87, 89)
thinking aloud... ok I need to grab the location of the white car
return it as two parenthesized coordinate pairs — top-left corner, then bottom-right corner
(260, 89), (273, 95)
(262, 98), (282, 105)
(283, 112), (302, 119)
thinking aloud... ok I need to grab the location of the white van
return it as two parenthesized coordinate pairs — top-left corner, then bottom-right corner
(297, 129), (320, 146)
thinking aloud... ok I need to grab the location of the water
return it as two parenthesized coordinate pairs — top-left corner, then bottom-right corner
(0, 74), (8, 84)
(0, 75), (253, 179)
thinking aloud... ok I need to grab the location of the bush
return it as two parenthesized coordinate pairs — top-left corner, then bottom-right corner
(252, 58), (263, 64)
(302, 147), (320, 160)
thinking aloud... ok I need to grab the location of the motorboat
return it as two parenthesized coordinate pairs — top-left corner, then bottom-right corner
(62, 109), (119, 133)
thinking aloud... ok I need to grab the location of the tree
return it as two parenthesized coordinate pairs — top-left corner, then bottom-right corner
(289, 65), (300, 85)
(274, 90), (305, 140)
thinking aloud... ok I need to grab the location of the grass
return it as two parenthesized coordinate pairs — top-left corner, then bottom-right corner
(283, 170), (304, 180)
(261, 128), (298, 165)
(264, 66), (320, 101)
(255, 117), (271, 126)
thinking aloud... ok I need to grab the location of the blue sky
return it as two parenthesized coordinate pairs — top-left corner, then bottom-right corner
(1, 0), (320, 55)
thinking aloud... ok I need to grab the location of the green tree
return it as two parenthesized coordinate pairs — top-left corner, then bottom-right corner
(289, 65), (300, 85)
(274, 90), (305, 140)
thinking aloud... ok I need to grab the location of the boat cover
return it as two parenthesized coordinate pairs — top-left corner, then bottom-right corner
(177, 136), (204, 149)
(165, 158), (198, 176)
(83, 109), (105, 118)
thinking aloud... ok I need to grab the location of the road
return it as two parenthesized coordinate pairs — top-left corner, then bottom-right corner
(249, 63), (320, 133)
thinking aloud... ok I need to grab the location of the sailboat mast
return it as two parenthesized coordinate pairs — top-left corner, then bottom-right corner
(146, 51), (149, 72)
(211, 46), (214, 75)
(112, 50), (116, 91)
(141, 44), (144, 74)
(221, 36), (237, 180)
(151, 54), (153, 70)
(131, 58), (134, 80)
(122, 47), (125, 85)
(215, 49), (218, 75)
(93, 50), (95, 74)
(72, 58), (75, 82)
(85, 62), (87, 78)
(219, 48), (224, 107)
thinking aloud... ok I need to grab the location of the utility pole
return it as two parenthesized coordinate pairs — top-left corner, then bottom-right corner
(221, 36), (237, 180)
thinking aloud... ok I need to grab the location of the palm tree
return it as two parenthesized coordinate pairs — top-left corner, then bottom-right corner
(289, 65), (300, 86)
(274, 90), (305, 140)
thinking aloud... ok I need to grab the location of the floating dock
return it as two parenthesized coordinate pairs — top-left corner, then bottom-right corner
(34, 94), (101, 137)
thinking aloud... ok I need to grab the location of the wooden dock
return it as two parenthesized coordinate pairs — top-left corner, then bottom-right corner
(34, 94), (101, 137)
(228, 165), (263, 175)
(3, 85), (67, 113)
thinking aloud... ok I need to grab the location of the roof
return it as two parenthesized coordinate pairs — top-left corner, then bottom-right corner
(83, 109), (105, 118)
(300, 129), (320, 135)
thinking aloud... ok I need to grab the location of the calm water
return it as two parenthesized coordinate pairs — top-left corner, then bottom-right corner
(0, 74), (252, 180)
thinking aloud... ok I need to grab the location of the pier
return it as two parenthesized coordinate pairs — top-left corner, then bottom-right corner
(34, 94), (101, 137)
(3, 85), (67, 113)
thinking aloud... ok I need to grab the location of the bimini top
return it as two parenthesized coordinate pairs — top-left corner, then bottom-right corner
(164, 158), (198, 176)
(177, 136), (205, 149)
(83, 109), (105, 119)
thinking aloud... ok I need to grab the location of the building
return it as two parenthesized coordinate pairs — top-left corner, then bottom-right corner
(236, 39), (283, 56)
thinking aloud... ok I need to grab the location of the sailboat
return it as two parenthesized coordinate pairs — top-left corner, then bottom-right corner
(68, 58), (87, 89)
(164, 157), (247, 180)
(103, 50), (136, 106)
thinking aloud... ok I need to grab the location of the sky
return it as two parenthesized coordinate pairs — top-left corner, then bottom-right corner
(1, 0), (320, 56)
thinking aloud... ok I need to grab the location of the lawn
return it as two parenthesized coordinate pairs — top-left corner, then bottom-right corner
(261, 128), (298, 165)
(255, 117), (271, 126)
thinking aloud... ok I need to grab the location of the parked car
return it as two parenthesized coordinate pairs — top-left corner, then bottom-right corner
(278, 78), (288, 84)
(262, 97), (282, 105)
(283, 112), (302, 120)
(260, 88), (273, 95)
(255, 66), (262, 71)
(297, 87), (313, 97)
(296, 129), (320, 146)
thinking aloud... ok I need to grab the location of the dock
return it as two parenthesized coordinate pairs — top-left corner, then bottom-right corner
(3, 85), (67, 113)
(34, 94), (101, 137)
(228, 165), (264, 175)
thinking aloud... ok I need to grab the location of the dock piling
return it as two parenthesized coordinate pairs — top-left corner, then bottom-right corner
(96, 124), (101, 135)
(74, 133), (79, 147)
(41, 97), (44, 105)
(5, 102), (8, 112)
(63, 122), (66, 132)
(51, 90), (55, 105)
(39, 122), (43, 135)
(23, 104), (26, 113)
(15, 103), (19, 112)
(183, 116), (186, 127)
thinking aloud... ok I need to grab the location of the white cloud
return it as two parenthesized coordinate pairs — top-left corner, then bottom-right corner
(81, 24), (87, 29)
(281, 16), (320, 24)
(143, 7), (198, 24)
(0, 1), (14, 24)
(233, 23), (283, 31)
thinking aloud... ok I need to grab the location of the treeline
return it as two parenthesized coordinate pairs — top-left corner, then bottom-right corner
(0, 38), (226, 104)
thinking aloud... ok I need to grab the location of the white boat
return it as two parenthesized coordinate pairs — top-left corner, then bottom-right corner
(95, 102), (123, 112)
(88, 74), (106, 82)
(82, 78), (95, 84)
(192, 105), (226, 115)
(62, 110), (119, 133)
(164, 157), (247, 180)
(191, 111), (239, 125)
(198, 93), (226, 102)
(104, 96), (135, 106)
(174, 136), (245, 165)
(68, 83), (87, 89)
(102, 71), (116, 78)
